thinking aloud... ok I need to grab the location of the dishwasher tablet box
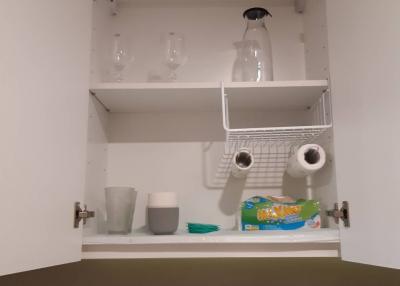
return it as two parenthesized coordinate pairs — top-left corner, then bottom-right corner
(240, 196), (321, 231)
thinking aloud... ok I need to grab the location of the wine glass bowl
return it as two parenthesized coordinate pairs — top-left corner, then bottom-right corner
(111, 33), (132, 82)
(163, 32), (186, 81)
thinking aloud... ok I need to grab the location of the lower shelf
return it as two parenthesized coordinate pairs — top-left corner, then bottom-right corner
(84, 229), (339, 245)
(82, 229), (340, 259)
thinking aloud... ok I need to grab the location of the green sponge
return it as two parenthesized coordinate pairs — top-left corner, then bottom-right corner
(187, 223), (220, 234)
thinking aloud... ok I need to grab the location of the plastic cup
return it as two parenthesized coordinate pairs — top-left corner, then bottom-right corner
(105, 187), (137, 234)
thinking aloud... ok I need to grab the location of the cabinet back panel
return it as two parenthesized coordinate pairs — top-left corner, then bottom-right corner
(107, 111), (310, 142)
(93, 2), (306, 82)
(106, 142), (284, 231)
(84, 109), (333, 233)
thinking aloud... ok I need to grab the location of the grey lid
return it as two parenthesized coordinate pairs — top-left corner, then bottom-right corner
(243, 7), (272, 20)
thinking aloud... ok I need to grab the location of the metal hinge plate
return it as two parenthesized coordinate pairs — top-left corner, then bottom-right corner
(74, 202), (95, 228)
(326, 201), (350, 227)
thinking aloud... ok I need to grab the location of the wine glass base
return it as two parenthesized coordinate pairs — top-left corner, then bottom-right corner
(166, 69), (178, 82)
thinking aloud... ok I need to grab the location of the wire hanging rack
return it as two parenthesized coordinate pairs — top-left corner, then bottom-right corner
(211, 81), (332, 188)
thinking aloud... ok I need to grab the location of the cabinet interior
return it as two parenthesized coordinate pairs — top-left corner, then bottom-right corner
(84, 0), (338, 243)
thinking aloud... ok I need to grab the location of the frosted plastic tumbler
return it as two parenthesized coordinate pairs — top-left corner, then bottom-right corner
(105, 187), (137, 234)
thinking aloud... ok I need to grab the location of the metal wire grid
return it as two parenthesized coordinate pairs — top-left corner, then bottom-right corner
(212, 144), (292, 188)
(213, 85), (332, 188)
(226, 127), (327, 146)
(212, 131), (329, 188)
(310, 89), (331, 126)
(222, 88), (332, 146)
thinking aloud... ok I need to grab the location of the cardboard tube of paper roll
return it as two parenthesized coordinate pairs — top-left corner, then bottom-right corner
(231, 148), (254, 178)
(286, 144), (326, 178)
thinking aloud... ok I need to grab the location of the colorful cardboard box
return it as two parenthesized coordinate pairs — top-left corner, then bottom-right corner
(241, 196), (321, 231)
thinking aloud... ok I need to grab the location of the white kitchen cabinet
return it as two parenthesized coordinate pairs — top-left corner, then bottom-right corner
(1, 0), (399, 276)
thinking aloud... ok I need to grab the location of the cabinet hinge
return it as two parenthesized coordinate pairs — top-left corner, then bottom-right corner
(326, 201), (350, 227)
(74, 202), (95, 228)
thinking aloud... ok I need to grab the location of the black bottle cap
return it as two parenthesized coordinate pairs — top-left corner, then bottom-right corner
(243, 7), (272, 20)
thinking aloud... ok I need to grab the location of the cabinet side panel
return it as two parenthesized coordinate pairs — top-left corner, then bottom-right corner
(327, 0), (400, 268)
(84, 96), (109, 236)
(303, 0), (329, 80)
(303, 0), (336, 228)
(0, 0), (92, 275)
(90, 0), (114, 83)
(309, 130), (338, 229)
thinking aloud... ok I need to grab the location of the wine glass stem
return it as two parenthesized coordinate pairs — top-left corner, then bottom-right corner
(114, 71), (123, 82)
(168, 69), (177, 81)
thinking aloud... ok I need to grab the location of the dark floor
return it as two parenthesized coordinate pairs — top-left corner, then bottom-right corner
(1, 258), (400, 286)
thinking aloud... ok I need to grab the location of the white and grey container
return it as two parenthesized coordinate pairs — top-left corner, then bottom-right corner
(147, 192), (179, 235)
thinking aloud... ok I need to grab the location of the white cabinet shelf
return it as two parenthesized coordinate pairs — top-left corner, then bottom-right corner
(90, 82), (220, 112)
(83, 229), (339, 245)
(82, 229), (340, 259)
(90, 80), (328, 113)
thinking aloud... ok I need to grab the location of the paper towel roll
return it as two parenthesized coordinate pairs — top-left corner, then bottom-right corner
(231, 148), (254, 178)
(286, 144), (326, 178)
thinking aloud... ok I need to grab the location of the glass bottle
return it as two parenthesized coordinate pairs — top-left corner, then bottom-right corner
(232, 40), (261, 82)
(242, 7), (273, 81)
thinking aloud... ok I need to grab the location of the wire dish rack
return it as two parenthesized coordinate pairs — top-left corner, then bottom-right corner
(211, 144), (291, 188)
(221, 82), (331, 147)
(212, 81), (332, 188)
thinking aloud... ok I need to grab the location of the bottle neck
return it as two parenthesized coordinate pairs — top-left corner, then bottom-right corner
(245, 18), (266, 30)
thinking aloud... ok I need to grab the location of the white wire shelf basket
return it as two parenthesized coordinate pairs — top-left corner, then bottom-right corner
(211, 81), (333, 188)
(211, 144), (292, 188)
(221, 81), (332, 150)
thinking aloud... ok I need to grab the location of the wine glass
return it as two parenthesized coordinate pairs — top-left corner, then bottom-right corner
(111, 33), (132, 82)
(163, 32), (186, 81)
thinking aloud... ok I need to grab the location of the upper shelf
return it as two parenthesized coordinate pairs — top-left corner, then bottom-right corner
(90, 80), (328, 113)
(91, 82), (220, 112)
